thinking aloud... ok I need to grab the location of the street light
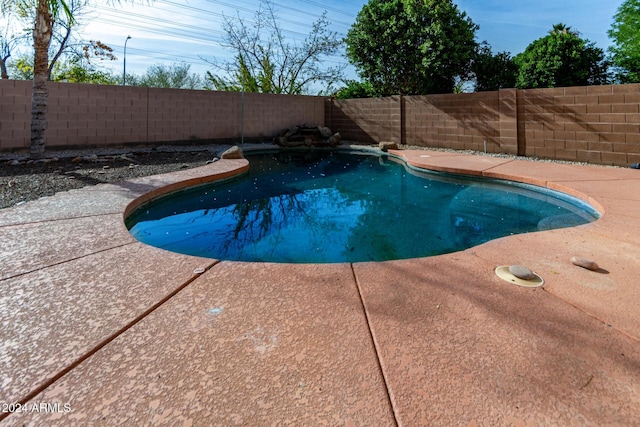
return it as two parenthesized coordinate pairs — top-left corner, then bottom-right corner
(123, 35), (132, 85)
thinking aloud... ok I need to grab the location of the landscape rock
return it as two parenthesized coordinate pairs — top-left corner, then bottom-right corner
(274, 124), (341, 148)
(221, 146), (244, 159)
(379, 141), (399, 152)
(284, 139), (310, 147)
(318, 126), (332, 139)
(508, 265), (536, 280)
(571, 256), (600, 271)
(88, 154), (98, 161)
(283, 127), (300, 139)
(328, 132), (342, 146)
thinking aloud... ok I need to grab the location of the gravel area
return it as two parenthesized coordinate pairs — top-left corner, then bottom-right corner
(0, 146), (227, 210)
(0, 142), (625, 210)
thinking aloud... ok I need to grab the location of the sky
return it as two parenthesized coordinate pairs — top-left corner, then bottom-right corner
(3, 0), (624, 87)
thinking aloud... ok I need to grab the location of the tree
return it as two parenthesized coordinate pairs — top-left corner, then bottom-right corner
(472, 42), (517, 92)
(53, 60), (118, 84)
(134, 62), (203, 89)
(8, 40), (118, 84)
(206, 0), (344, 94)
(333, 80), (377, 99)
(8, 56), (34, 79)
(514, 23), (609, 89)
(0, 25), (24, 79)
(1, 39), (13, 79)
(608, 0), (640, 83)
(6, 0), (115, 79)
(205, 54), (270, 92)
(345, 0), (478, 96)
(42, 0), (113, 81)
(1, 0), (74, 157)
(1, 0), (140, 158)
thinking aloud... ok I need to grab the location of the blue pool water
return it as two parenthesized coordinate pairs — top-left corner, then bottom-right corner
(126, 150), (600, 263)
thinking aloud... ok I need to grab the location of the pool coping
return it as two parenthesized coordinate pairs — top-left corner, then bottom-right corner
(1, 146), (639, 425)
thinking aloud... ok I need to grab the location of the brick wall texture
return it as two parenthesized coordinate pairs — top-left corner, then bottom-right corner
(327, 83), (640, 167)
(517, 85), (640, 165)
(326, 96), (401, 144)
(1, 80), (325, 150)
(3, 79), (640, 167)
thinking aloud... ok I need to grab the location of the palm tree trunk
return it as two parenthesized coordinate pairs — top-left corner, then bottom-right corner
(31, 0), (54, 158)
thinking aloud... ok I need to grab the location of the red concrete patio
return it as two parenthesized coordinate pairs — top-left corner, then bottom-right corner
(1, 147), (639, 426)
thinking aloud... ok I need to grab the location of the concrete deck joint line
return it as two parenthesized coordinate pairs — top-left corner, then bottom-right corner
(0, 260), (219, 424)
(0, 211), (124, 228)
(481, 158), (515, 171)
(0, 241), (137, 283)
(349, 263), (400, 427)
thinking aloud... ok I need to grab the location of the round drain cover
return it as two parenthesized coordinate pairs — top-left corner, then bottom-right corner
(495, 265), (544, 288)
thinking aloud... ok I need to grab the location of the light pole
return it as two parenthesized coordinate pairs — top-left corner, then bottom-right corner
(123, 35), (131, 85)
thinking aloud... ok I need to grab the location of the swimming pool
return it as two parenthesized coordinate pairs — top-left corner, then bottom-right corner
(125, 150), (600, 263)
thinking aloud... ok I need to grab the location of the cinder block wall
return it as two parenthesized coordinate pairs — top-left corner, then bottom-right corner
(0, 80), (31, 150)
(243, 92), (326, 138)
(403, 92), (503, 153)
(326, 83), (640, 167)
(326, 96), (401, 144)
(47, 83), (149, 146)
(518, 84), (640, 165)
(4, 78), (640, 166)
(146, 87), (234, 143)
(0, 80), (325, 150)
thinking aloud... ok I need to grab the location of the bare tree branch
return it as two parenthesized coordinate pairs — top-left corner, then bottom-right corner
(205, 0), (344, 94)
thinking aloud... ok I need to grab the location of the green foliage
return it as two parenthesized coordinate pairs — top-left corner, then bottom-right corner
(332, 80), (378, 99)
(514, 24), (609, 89)
(54, 39), (117, 84)
(8, 54), (117, 84)
(608, 0), (640, 83)
(3, 0), (72, 21)
(3, 0), (117, 81)
(472, 42), (517, 91)
(135, 62), (203, 90)
(345, 0), (478, 96)
(205, 54), (273, 92)
(8, 55), (34, 79)
(53, 57), (118, 84)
